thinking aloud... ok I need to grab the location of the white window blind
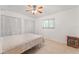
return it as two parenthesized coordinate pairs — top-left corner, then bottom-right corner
(42, 19), (55, 29)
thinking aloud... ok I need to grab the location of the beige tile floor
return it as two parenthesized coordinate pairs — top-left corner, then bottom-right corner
(23, 39), (79, 54)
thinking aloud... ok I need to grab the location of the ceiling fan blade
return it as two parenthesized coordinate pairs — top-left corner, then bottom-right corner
(38, 6), (43, 9)
(26, 5), (32, 9)
(37, 6), (43, 12)
(38, 10), (43, 13)
(37, 7), (43, 13)
(37, 5), (43, 9)
(26, 10), (30, 11)
(26, 7), (32, 11)
(37, 8), (43, 12)
(27, 5), (32, 7)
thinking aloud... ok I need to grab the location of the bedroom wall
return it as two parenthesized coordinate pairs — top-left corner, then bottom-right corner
(0, 9), (35, 37)
(0, 9), (1, 37)
(75, 7), (79, 36)
(35, 8), (79, 43)
(0, 9), (2, 53)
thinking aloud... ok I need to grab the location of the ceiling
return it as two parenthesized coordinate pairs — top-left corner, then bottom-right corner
(0, 5), (78, 18)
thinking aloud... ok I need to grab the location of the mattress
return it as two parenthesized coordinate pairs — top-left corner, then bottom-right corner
(1, 33), (43, 54)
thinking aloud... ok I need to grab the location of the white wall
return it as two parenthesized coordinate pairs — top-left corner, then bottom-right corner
(75, 7), (79, 36)
(35, 8), (79, 43)
(0, 9), (35, 37)
(0, 9), (1, 37)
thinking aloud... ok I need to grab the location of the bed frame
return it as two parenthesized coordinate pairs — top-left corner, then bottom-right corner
(2, 33), (44, 54)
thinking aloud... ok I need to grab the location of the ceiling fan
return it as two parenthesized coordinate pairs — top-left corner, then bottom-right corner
(26, 5), (44, 15)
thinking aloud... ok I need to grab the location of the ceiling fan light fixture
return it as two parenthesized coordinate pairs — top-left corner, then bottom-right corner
(26, 5), (44, 15)
(32, 10), (37, 15)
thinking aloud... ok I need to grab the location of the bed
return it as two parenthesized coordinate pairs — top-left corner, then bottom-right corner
(1, 33), (44, 54)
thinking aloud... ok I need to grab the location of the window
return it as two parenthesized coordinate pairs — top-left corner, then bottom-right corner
(42, 19), (55, 29)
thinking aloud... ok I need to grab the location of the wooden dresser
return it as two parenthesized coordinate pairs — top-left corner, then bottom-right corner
(67, 36), (79, 48)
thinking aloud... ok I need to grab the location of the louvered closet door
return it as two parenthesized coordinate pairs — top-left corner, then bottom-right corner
(24, 19), (34, 33)
(1, 15), (21, 37)
(1, 15), (11, 36)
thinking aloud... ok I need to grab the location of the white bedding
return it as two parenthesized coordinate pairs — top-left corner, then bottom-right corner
(1, 33), (43, 54)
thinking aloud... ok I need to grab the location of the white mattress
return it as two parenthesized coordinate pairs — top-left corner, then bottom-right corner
(1, 33), (43, 54)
